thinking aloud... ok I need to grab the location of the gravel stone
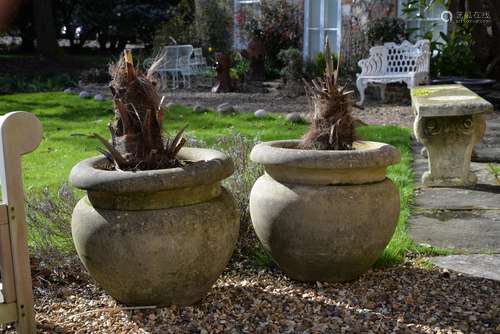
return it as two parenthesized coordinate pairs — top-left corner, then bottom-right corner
(286, 112), (302, 123)
(94, 94), (105, 101)
(8, 256), (499, 333)
(217, 103), (235, 115)
(255, 109), (267, 118)
(79, 91), (91, 99)
(193, 104), (205, 113)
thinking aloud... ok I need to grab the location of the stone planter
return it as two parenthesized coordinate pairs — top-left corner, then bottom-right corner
(69, 148), (239, 306)
(249, 140), (401, 282)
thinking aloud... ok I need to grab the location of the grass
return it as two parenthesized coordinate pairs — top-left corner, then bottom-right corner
(0, 92), (429, 264)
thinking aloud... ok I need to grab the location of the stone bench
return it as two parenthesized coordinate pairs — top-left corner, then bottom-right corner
(411, 84), (494, 187)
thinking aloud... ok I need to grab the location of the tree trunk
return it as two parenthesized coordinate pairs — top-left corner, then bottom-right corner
(33, 0), (61, 60)
(212, 53), (233, 93)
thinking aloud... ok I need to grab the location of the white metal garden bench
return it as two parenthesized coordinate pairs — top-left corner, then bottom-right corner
(356, 40), (431, 106)
(0, 112), (42, 333)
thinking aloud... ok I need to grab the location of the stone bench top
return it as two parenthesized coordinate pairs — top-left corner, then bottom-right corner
(411, 84), (494, 117)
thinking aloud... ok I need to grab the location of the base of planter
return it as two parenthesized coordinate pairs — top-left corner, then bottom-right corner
(71, 188), (239, 306)
(250, 174), (400, 282)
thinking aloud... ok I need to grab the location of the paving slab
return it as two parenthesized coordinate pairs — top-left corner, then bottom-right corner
(409, 135), (500, 260)
(409, 210), (500, 252)
(431, 255), (500, 282)
(473, 113), (500, 163)
(414, 187), (500, 210)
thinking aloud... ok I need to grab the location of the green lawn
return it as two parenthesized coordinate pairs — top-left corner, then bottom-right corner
(0, 92), (433, 264)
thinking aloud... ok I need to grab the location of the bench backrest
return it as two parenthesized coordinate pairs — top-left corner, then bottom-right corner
(0, 112), (42, 333)
(359, 40), (430, 76)
(384, 40), (430, 74)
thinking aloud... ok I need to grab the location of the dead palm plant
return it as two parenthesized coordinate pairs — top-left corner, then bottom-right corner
(94, 50), (186, 171)
(301, 38), (355, 150)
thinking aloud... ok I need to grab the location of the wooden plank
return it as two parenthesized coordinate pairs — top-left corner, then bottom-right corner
(0, 303), (18, 324)
(0, 205), (17, 304)
(0, 112), (42, 334)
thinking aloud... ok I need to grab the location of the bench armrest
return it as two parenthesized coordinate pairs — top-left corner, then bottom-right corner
(358, 46), (385, 77)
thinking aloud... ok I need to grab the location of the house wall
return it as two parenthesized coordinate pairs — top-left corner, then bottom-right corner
(232, 0), (399, 72)
(339, 0), (398, 73)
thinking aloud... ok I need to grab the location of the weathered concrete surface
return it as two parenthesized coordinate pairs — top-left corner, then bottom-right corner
(412, 84), (493, 187)
(431, 255), (500, 282)
(411, 85), (493, 117)
(409, 210), (500, 252)
(70, 148), (240, 306)
(409, 138), (500, 280)
(250, 140), (400, 282)
(250, 175), (400, 282)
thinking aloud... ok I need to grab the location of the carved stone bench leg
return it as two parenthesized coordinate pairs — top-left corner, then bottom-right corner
(414, 114), (486, 187)
(356, 78), (367, 106)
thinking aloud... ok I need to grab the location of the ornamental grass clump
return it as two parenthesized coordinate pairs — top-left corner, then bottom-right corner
(94, 49), (186, 171)
(301, 38), (355, 151)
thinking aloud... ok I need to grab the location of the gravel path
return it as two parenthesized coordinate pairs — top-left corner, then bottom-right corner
(2, 257), (498, 333)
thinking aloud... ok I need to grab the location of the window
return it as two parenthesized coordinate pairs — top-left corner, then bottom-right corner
(303, 0), (341, 59)
(233, 0), (261, 50)
(398, 0), (448, 42)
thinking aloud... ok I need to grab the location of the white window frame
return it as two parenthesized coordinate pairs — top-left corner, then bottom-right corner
(303, 0), (342, 60)
(233, 0), (261, 50)
(397, 0), (448, 42)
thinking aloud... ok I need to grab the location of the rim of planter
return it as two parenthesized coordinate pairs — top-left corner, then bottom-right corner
(250, 140), (401, 185)
(69, 147), (234, 193)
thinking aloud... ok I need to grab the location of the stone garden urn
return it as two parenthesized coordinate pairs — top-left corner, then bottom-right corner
(249, 140), (401, 282)
(69, 148), (240, 306)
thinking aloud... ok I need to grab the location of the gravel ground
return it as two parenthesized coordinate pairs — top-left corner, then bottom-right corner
(42, 84), (499, 333)
(2, 257), (499, 333)
(78, 83), (416, 129)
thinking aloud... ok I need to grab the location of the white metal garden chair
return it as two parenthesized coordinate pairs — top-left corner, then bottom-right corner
(145, 45), (194, 91)
(0, 112), (42, 333)
(190, 48), (209, 75)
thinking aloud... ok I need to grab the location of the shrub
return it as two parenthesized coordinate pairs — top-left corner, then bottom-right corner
(278, 48), (304, 83)
(241, 0), (303, 78)
(195, 0), (232, 54)
(230, 52), (250, 82)
(0, 73), (77, 94)
(80, 68), (110, 84)
(215, 132), (264, 256)
(305, 51), (339, 79)
(153, 0), (197, 47)
(26, 184), (76, 256)
(367, 17), (407, 46)
(433, 19), (479, 77)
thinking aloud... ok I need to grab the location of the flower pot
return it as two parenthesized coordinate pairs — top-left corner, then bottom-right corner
(69, 148), (240, 306)
(249, 140), (401, 282)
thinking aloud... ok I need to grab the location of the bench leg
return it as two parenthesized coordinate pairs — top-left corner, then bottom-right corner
(380, 84), (387, 102)
(356, 78), (367, 106)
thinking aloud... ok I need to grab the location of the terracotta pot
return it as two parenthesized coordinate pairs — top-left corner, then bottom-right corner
(249, 140), (401, 282)
(69, 148), (239, 306)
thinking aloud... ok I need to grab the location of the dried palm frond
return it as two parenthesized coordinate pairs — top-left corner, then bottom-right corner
(96, 49), (186, 171)
(301, 38), (355, 151)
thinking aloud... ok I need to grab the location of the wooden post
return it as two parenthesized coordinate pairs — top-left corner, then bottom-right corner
(0, 112), (42, 333)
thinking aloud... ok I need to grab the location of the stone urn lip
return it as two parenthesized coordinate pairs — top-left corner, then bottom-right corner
(250, 140), (401, 170)
(69, 147), (234, 193)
